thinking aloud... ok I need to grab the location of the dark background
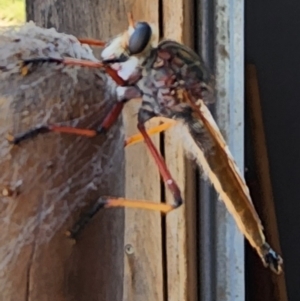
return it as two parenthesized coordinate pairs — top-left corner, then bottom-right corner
(246, 1), (300, 300)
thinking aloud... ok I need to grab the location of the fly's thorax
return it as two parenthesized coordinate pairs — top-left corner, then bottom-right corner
(135, 69), (172, 122)
(101, 25), (215, 122)
(116, 86), (142, 102)
(136, 39), (215, 122)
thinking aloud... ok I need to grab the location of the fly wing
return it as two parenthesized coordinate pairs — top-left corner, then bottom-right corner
(181, 92), (266, 252)
(146, 41), (266, 250)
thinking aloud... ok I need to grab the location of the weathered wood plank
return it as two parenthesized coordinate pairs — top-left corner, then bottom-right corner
(122, 5), (164, 301)
(162, 0), (197, 300)
(0, 6), (125, 300)
(27, 1), (165, 299)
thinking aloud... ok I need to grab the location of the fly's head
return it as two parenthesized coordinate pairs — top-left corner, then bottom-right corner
(101, 13), (158, 84)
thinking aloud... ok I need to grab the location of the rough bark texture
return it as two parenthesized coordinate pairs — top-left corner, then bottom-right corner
(0, 7), (124, 301)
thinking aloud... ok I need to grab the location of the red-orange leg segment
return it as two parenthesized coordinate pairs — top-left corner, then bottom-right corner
(48, 101), (124, 136)
(77, 38), (106, 47)
(66, 196), (175, 238)
(7, 101), (125, 145)
(124, 121), (175, 146)
(61, 58), (126, 86)
(21, 57), (126, 86)
(137, 122), (183, 208)
(67, 122), (183, 239)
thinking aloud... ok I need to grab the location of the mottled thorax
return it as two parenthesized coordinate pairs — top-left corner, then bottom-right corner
(136, 40), (214, 123)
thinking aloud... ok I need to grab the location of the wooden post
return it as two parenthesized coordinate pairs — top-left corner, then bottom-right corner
(26, 0), (165, 300)
(0, 2), (125, 300)
(0, 0), (200, 300)
(162, 1), (197, 300)
(122, 5), (163, 301)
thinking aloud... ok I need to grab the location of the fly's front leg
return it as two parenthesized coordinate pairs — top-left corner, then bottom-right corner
(8, 59), (142, 145)
(21, 57), (126, 85)
(77, 38), (106, 47)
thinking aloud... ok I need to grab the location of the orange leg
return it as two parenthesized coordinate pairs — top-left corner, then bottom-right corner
(77, 38), (106, 47)
(7, 101), (125, 145)
(124, 121), (176, 147)
(21, 57), (126, 86)
(67, 196), (175, 238)
(137, 122), (182, 206)
(8, 118), (175, 146)
(68, 121), (183, 239)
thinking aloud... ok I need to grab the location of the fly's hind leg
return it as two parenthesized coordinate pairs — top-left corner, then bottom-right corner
(68, 117), (182, 239)
(125, 120), (176, 147)
(67, 196), (176, 239)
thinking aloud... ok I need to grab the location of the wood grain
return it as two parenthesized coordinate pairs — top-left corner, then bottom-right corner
(9, 1), (199, 300)
(0, 1), (127, 300)
(121, 5), (164, 301)
(27, 1), (164, 300)
(162, 0), (197, 300)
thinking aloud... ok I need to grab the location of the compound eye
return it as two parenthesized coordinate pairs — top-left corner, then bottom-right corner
(128, 22), (152, 55)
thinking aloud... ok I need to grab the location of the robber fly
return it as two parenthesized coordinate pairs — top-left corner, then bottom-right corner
(8, 13), (283, 274)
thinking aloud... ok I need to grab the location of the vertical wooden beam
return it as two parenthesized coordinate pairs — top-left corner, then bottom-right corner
(0, 12), (124, 301)
(5, 1), (163, 300)
(26, 2), (131, 299)
(20, 1), (200, 300)
(162, 1), (197, 301)
(121, 4), (163, 301)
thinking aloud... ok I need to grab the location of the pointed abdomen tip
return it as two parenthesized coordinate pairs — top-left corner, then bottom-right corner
(263, 246), (283, 274)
